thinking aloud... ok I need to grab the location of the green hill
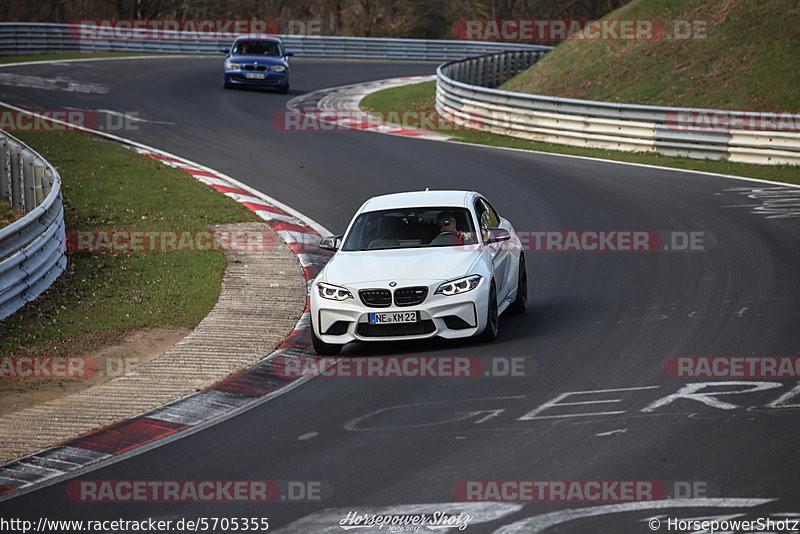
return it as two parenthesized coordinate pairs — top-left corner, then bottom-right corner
(500, 0), (799, 111)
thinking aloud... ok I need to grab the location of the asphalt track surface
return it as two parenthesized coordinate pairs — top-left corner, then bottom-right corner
(1, 57), (799, 532)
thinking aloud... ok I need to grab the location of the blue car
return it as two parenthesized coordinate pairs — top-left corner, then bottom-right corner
(222, 35), (293, 93)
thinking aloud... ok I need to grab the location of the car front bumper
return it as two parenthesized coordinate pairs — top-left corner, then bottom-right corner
(224, 70), (287, 86)
(310, 278), (490, 345)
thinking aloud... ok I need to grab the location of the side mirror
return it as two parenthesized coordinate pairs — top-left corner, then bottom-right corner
(319, 235), (342, 251)
(286, 51), (295, 57)
(221, 48), (230, 54)
(485, 228), (511, 244)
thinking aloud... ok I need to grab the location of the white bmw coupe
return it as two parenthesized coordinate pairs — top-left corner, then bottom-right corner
(310, 190), (527, 355)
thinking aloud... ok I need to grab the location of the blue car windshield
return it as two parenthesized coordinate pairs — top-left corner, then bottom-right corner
(342, 207), (478, 251)
(233, 40), (282, 56)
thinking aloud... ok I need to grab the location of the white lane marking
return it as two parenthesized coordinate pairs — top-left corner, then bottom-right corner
(455, 409), (505, 424)
(344, 396), (525, 432)
(0, 72), (109, 94)
(518, 386), (659, 421)
(735, 307), (748, 317)
(298, 432), (318, 441)
(273, 503), (522, 533)
(96, 109), (174, 125)
(595, 428), (627, 437)
(723, 186), (800, 219)
(765, 382), (800, 409)
(641, 382), (784, 412)
(493, 498), (775, 534)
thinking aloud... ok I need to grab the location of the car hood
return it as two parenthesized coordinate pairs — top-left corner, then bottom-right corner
(228, 54), (287, 66)
(322, 246), (482, 285)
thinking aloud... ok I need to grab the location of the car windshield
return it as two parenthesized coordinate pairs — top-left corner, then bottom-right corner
(341, 207), (477, 251)
(233, 40), (282, 56)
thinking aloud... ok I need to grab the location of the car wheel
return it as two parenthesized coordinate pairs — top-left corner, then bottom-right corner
(224, 79), (231, 89)
(278, 81), (289, 94)
(508, 253), (527, 314)
(311, 325), (342, 356)
(478, 281), (499, 342)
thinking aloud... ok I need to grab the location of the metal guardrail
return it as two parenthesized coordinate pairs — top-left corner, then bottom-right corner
(0, 131), (67, 320)
(437, 52), (800, 165)
(0, 22), (546, 61)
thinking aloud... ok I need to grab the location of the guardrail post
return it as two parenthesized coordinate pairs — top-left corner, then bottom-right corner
(34, 161), (45, 205)
(498, 53), (507, 85)
(10, 146), (22, 210)
(43, 167), (54, 197)
(0, 139), (8, 202)
(23, 152), (36, 212)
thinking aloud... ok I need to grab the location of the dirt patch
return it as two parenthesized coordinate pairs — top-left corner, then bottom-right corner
(0, 327), (189, 417)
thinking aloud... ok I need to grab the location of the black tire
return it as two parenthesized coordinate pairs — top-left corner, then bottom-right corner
(311, 325), (342, 356)
(278, 81), (289, 94)
(478, 281), (499, 342)
(224, 80), (232, 89)
(508, 253), (527, 314)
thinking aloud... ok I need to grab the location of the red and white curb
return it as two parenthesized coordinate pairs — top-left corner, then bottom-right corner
(285, 75), (452, 140)
(0, 144), (334, 500)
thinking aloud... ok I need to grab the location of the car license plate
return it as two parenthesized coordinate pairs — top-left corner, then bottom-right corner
(369, 311), (419, 324)
(245, 72), (266, 79)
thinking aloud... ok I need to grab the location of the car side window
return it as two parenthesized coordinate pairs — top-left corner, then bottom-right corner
(484, 200), (501, 227)
(474, 199), (489, 242)
(475, 199), (499, 229)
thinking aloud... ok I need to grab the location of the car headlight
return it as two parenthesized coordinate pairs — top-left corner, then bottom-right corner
(317, 282), (352, 301)
(269, 65), (287, 72)
(225, 61), (241, 70)
(435, 275), (482, 296)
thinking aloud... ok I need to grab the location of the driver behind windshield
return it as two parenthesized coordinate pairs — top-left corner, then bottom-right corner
(436, 211), (468, 243)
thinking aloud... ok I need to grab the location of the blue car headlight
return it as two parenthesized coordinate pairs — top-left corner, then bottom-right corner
(269, 65), (287, 72)
(317, 282), (352, 301)
(435, 275), (481, 296)
(225, 61), (241, 70)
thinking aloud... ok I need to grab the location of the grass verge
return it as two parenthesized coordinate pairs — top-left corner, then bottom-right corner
(0, 129), (261, 356)
(0, 200), (24, 227)
(361, 81), (800, 185)
(500, 0), (799, 111)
